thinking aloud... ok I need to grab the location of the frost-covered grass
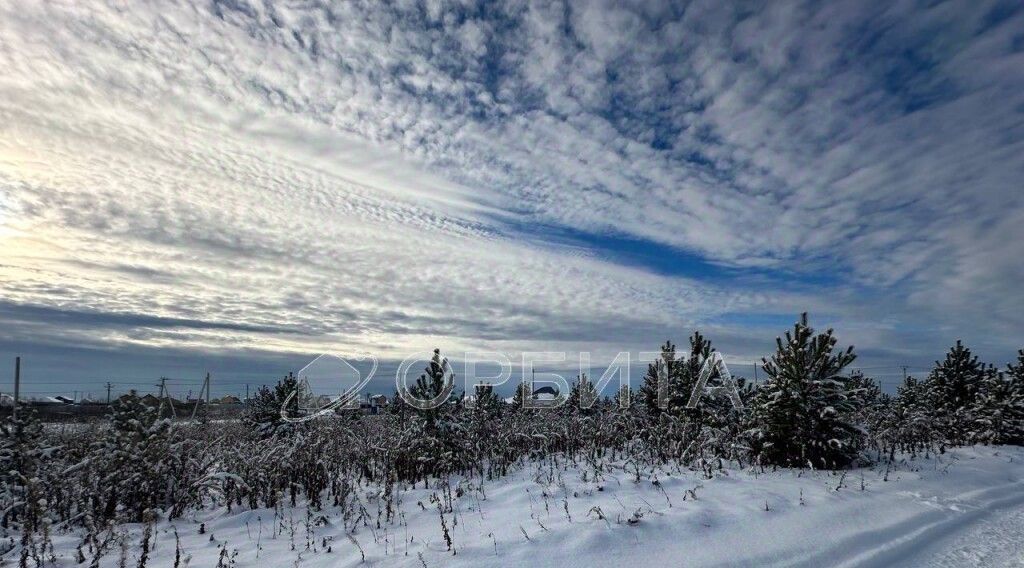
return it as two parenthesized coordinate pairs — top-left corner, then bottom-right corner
(39, 445), (1024, 567)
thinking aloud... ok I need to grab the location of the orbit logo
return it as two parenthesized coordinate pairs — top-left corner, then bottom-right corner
(280, 349), (744, 420)
(280, 352), (378, 423)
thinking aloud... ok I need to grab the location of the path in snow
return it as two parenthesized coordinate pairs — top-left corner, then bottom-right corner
(798, 478), (1024, 568)
(912, 500), (1024, 567)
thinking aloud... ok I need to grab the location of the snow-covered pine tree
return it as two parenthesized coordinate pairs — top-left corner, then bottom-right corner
(402, 349), (465, 479)
(472, 383), (502, 420)
(408, 348), (456, 429)
(244, 373), (300, 437)
(616, 384), (633, 409)
(847, 371), (887, 445)
(509, 381), (531, 411)
(882, 375), (935, 454)
(640, 333), (714, 416)
(639, 332), (739, 464)
(745, 313), (863, 469)
(100, 393), (175, 522)
(0, 409), (45, 531)
(975, 349), (1024, 445)
(923, 341), (987, 446)
(681, 331), (715, 400)
(975, 369), (1012, 445)
(566, 374), (599, 415)
(467, 383), (502, 475)
(389, 389), (411, 422)
(640, 340), (676, 415)
(680, 332), (735, 431)
(1001, 350), (1024, 445)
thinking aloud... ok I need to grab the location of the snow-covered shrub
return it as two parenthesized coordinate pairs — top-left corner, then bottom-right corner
(95, 394), (179, 522)
(8, 329), (1024, 566)
(0, 410), (46, 530)
(877, 375), (937, 457)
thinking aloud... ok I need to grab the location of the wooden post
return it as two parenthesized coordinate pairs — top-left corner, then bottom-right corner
(190, 373), (210, 421)
(106, 382), (112, 405)
(205, 372), (211, 422)
(12, 356), (20, 420)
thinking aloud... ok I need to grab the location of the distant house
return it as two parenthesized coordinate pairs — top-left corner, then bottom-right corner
(28, 397), (64, 406)
(140, 394), (162, 407)
(116, 393), (138, 405)
(54, 395), (76, 405)
(527, 385), (562, 407)
(503, 385), (562, 405)
(216, 395), (242, 405)
(354, 393), (389, 415)
(532, 386), (560, 399)
(317, 394), (336, 407)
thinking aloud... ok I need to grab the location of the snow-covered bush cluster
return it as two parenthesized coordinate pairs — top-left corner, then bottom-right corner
(2, 315), (1022, 565)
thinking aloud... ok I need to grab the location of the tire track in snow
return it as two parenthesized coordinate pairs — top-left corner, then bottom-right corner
(921, 503), (1024, 567)
(793, 480), (1024, 567)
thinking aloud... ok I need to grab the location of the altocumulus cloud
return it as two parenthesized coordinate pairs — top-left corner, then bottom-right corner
(0, 0), (1022, 381)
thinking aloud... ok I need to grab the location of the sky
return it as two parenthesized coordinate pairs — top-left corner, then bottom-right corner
(1, 0), (1023, 398)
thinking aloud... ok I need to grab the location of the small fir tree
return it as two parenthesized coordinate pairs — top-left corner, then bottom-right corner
(924, 341), (987, 446)
(566, 374), (599, 415)
(244, 373), (300, 437)
(974, 349), (1024, 445)
(745, 314), (863, 469)
(408, 348), (456, 429)
(509, 381), (531, 411)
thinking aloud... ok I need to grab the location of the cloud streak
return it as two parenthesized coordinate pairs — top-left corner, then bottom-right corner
(0, 0), (1021, 387)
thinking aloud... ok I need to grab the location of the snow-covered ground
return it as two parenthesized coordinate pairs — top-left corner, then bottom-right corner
(45, 446), (1024, 567)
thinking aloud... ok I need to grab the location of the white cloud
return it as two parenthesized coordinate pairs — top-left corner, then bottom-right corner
(0, 0), (1021, 370)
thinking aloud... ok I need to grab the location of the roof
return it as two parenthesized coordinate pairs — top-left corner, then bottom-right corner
(29, 397), (64, 406)
(532, 386), (560, 396)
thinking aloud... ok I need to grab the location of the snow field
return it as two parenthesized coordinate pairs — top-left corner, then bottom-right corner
(43, 445), (1024, 567)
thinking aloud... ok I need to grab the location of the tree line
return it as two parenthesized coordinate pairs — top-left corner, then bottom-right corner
(2, 314), (1022, 565)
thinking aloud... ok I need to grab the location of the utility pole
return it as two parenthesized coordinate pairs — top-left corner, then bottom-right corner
(106, 382), (112, 405)
(245, 383), (249, 402)
(12, 356), (20, 421)
(190, 372), (211, 421)
(156, 377), (167, 417)
(902, 366), (908, 381)
(753, 362), (759, 385)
